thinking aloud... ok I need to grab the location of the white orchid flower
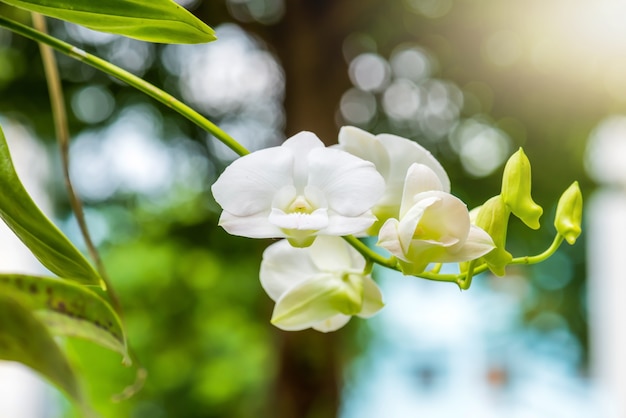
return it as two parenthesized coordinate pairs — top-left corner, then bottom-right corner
(377, 163), (495, 275)
(335, 126), (450, 233)
(211, 131), (385, 247)
(260, 236), (384, 332)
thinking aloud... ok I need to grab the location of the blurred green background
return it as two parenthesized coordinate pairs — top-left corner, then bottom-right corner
(0, 0), (615, 416)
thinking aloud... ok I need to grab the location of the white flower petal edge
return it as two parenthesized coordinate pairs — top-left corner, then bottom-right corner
(336, 126), (450, 232)
(211, 131), (385, 246)
(377, 164), (495, 275)
(313, 315), (351, 333)
(260, 236), (384, 332)
(212, 147), (294, 216)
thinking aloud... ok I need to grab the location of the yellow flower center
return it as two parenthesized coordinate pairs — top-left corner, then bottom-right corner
(288, 196), (313, 214)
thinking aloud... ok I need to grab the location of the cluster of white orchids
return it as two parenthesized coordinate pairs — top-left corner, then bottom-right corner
(211, 126), (583, 333)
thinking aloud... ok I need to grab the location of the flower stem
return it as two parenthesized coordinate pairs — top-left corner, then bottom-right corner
(0, 15), (249, 157)
(416, 234), (565, 285)
(509, 234), (564, 266)
(342, 235), (398, 270)
(31, 12), (122, 312)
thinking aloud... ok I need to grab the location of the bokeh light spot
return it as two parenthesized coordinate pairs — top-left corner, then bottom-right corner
(349, 53), (390, 92)
(71, 85), (115, 124)
(227, 0), (285, 25)
(585, 115), (626, 186)
(450, 118), (511, 177)
(340, 88), (377, 125)
(390, 46), (433, 82)
(383, 79), (422, 121)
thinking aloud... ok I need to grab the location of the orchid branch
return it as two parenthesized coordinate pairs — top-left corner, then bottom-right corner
(0, 15), (249, 157)
(31, 12), (122, 312)
(342, 235), (398, 270)
(416, 233), (566, 288)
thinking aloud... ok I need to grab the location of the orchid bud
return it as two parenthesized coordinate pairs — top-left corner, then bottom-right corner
(501, 148), (543, 230)
(554, 181), (583, 245)
(261, 237), (384, 332)
(475, 195), (513, 276)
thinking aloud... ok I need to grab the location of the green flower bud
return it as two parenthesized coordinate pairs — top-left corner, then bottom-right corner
(475, 195), (513, 276)
(554, 181), (583, 245)
(501, 148), (543, 230)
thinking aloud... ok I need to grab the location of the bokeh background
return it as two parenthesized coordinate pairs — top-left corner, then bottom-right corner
(0, 0), (624, 416)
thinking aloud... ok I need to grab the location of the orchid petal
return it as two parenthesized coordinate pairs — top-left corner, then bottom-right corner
(308, 235), (357, 271)
(260, 240), (318, 301)
(260, 236), (381, 332)
(270, 274), (359, 331)
(377, 218), (408, 261)
(271, 185), (298, 210)
(218, 211), (283, 238)
(358, 276), (385, 317)
(398, 196), (439, 252)
(282, 131), (325, 190)
(322, 211), (378, 236)
(337, 126), (391, 179)
(411, 191), (470, 243)
(303, 185), (329, 210)
(308, 147), (384, 216)
(400, 165), (445, 217)
(312, 315), (351, 333)
(268, 208), (329, 231)
(378, 133), (450, 193)
(405, 238), (458, 265)
(448, 225), (495, 260)
(211, 147), (293, 216)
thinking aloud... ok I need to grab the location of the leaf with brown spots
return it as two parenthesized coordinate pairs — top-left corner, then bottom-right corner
(0, 274), (130, 365)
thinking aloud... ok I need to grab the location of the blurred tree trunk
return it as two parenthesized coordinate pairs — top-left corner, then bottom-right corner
(272, 0), (348, 144)
(265, 2), (378, 417)
(270, 0), (378, 144)
(272, 331), (340, 418)
(196, 1), (380, 416)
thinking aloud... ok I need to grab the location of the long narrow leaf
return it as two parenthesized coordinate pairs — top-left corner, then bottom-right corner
(0, 274), (129, 364)
(0, 124), (102, 285)
(1, 0), (216, 44)
(0, 293), (88, 411)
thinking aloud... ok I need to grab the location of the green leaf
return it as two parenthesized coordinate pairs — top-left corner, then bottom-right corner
(1, 0), (216, 44)
(0, 124), (102, 286)
(0, 274), (130, 365)
(0, 293), (88, 411)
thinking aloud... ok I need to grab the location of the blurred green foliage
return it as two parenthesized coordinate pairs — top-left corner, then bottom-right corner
(65, 203), (276, 418)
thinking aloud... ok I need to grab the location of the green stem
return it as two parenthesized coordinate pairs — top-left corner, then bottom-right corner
(0, 15), (249, 157)
(342, 235), (398, 270)
(344, 232), (563, 286)
(508, 234), (564, 266)
(32, 13), (122, 312)
(417, 234), (565, 285)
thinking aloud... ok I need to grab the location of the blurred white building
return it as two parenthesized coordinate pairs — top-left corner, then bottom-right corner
(586, 115), (626, 418)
